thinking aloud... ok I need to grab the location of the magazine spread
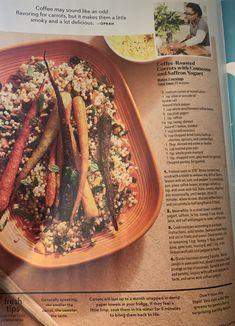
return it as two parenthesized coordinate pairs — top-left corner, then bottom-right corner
(0, 0), (234, 325)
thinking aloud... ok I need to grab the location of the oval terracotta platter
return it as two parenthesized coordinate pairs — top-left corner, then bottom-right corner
(0, 39), (163, 268)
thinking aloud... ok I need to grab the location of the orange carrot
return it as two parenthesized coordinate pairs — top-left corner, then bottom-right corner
(13, 102), (59, 194)
(0, 83), (44, 216)
(46, 139), (57, 207)
(70, 96), (89, 224)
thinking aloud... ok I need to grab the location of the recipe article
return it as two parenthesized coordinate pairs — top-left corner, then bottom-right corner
(0, 0), (234, 325)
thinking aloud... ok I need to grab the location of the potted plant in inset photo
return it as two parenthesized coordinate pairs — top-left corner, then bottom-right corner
(154, 3), (184, 50)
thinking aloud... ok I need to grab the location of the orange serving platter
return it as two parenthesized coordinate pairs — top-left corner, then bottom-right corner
(0, 39), (163, 268)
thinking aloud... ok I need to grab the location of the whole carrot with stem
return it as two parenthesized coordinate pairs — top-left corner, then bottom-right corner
(44, 55), (76, 169)
(70, 96), (89, 225)
(44, 54), (78, 220)
(0, 82), (44, 217)
(46, 139), (57, 207)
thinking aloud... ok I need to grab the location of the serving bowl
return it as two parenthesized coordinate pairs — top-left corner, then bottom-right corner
(0, 39), (163, 268)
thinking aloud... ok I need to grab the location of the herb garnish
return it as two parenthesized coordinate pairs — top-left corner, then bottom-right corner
(89, 160), (99, 173)
(48, 164), (60, 173)
(35, 62), (46, 72)
(37, 94), (45, 111)
(31, 117), (40, 127)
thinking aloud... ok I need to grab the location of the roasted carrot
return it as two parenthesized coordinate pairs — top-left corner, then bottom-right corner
(61, 93), (98, 220)
(55, 132), (64, 208)
(61, 91), (72, 121)
(60, 92), (80, 161)
(97, 112), (118, 231)
(81, 180), (99, 218)
(44, 55), (76, 169)
(44, 54), (78, 220)
(46, 139), (57, 207)
(13, 102), (59, 194)
(70, 96), (89, 224)
(0, 83), (44, 216)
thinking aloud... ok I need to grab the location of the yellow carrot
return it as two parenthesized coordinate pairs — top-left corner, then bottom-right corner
(61, 92), (80, 164)
(82, 181), (99, 218)
(61, 93), (98, 220)
(70, 96), (89, 224)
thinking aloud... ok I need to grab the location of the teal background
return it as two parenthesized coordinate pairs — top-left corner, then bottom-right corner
(222, 0), (235, 164)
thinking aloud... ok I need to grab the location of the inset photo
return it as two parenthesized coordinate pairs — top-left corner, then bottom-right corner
(154, 1), (211, 57)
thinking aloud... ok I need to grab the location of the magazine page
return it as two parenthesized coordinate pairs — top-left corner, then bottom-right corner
(0, 0), (234, 325)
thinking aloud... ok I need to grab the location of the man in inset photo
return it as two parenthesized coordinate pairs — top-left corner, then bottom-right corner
(168, 2), (210, 50)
